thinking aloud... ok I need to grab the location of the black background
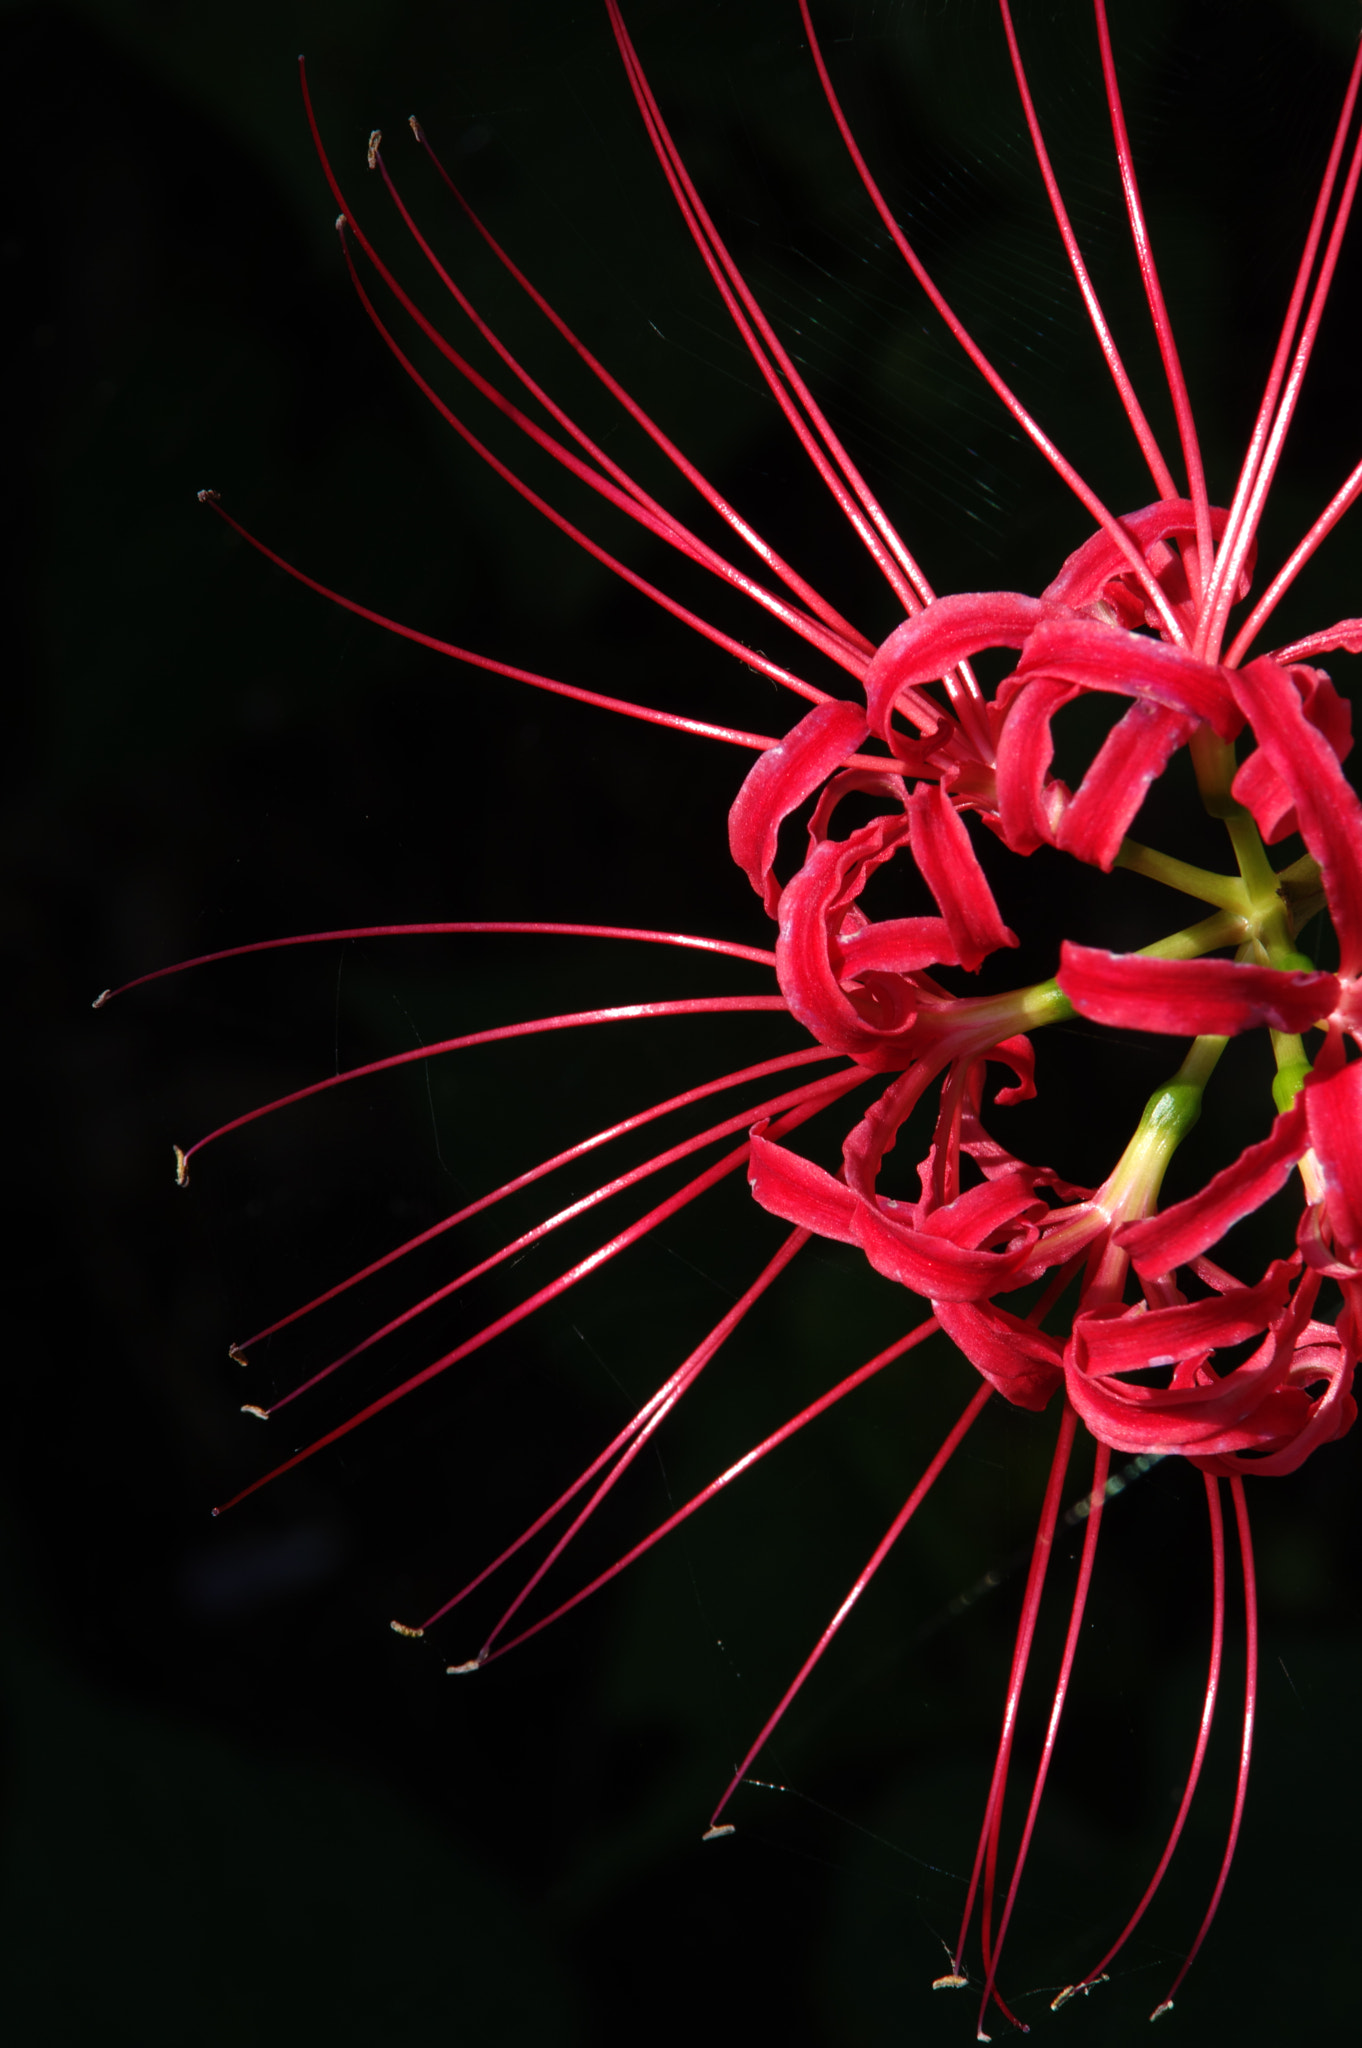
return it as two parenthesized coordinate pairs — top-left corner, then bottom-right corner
(6, 1), (1362, 2042)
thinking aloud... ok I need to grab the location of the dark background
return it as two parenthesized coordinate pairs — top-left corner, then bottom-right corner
(6, 0), (1362, 2041)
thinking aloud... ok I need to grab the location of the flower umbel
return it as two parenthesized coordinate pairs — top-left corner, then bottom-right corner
(102, 2), (1362, 2029)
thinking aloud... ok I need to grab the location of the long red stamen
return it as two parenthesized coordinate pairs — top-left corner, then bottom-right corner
(468, 1228), (811, 1663)
(212, 1083), (861, 1514)
(406, 120), (868, 649)
(368, 141), (871, 665)
(603, 2), (941, 627)
(95, 918), (777, 1009)
(1200, 43), (1362, 660)
(799, 0), (1184, 646)
(433, 1315), (939, 1647)
(175, 993), (791, 1184)
(258, 1066), (861, 1414)
(1053, 1471), (1227, 2007)
(974, 1437), (1111, 2035)
(198, 495), (791, 743)
(945, 1402), (1078, 2033)
(337, 223), (846, 698)
(1149, 1477), (1257, 2021)
(702, 1380), (994, 1839)
(232, 1044), (836, 1359)
(996, 1), (1178, 502)
(1091, 0), (1214, 587)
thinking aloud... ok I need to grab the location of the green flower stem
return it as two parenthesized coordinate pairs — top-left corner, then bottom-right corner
(1270, 1030), (1312, 1113)
(1135, 906), (1249, 962)
(1115, 839), (1249, 913)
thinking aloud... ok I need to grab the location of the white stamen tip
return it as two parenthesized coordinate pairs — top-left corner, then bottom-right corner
(173, 1145), (189, 1187)
(92, 989), (111, 1009)
(446, 1659), (481, 1675)
(228, 1345), (248, 1367)
(367, 129), (381, 171)
(241, 1404), (269, 1420)
(1150, 2001), (1174, 2023)
(701, 1824), (735, 1842)
(390, 1620), (424, 1639)
(932, 1975), (969, 1992)
(196, 488), (220, 504)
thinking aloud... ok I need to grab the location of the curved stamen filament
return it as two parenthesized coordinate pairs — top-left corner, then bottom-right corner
(1091, 0), (1214, 588)
(975, 1437), (1111, 2034)
(799, 0), (1184, 646)
(199, 495), (790, 745)
(97, 918), (777, 1009)
(703, 1380), (995, 1837)
(1150, 1477), (1257, 2021)
(175, 993), (791, 1183)
(997, 0), (1178, 502)
(258, 1066), (862, 1414)
(212, 1081), (862, 1515)
(406, 119), (867, 649)
(949, 1402), (1078, 2031)
(1055, 1471), (1227, 2005)
(604, 0), (939, 627)
(438, 1314), (940, 1646)
(232, 1043), (836, 1358)
(1201, 35), (1362, 660)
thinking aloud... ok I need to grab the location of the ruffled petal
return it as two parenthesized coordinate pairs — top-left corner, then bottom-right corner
(1230, 657), (1362, 976)
(1013, 614), (1243, 739)
(905, 782), (1017, 970)
(1231, 662), (1352, 844)
(864, 592), (1043, 744)
(1118, 1099), (1308, 1275)
(933, 1298), (1063, 1411)
(1057, 942), (1338, 1036)
(728, 699), (867, 916)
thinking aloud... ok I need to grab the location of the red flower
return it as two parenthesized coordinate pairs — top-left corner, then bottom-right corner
(102, 0), (1362, 2030)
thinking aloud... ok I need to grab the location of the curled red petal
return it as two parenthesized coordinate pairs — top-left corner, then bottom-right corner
(729, 698), (867, 916)
(1191, 1327), (1357, 1477)
(994, 674), (1077, 853)
(933, 1298), (1063, 1412)
(1304, 1058), (1362, 1260)
(863, 593), (1043, 745)
(1231, 662), (1352, 844)
(1119, 1099), (1308, 1276)
(1014, 614), (1243, 739)
(1055, 698), (1196, 871)
(1231, 657), (1362, 975)
(1065, 1264), (1301, 1455)
(1057, 942), (1338, 1036)
(906, 782), (1017, 969)
(1042, 500), (1239, 625)
(747, 1124), (859, 1242)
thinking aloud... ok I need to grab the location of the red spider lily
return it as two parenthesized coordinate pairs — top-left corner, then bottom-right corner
(100, 0), (1362, 2030)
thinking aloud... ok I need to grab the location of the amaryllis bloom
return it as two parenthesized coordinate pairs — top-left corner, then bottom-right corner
(103, 1), (1362, 2031)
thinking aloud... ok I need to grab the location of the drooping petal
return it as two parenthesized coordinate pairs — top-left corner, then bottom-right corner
(1231, 657), (1362, 975)
(864, 592), (1044, 744)
(1057, 942), (1338, 1036)
(1119, 1099), (1308, 1275)
(1303, 1058), (1362, 1259)
(933, 1298), (1063, 1411)
(1055, 698), (1196, 870)
(906, 781), (1018, 969)
(1231, 662), (1352, 844)
(1014, 614), (1243, 738)
(747, 1124), (860, 1242)
(994, 674), (1078, 853)
(729, 698), (867, 915)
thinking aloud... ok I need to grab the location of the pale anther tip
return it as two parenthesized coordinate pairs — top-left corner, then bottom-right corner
(367, 128), (381, 171)
(241, 1404), (269, 1420)
(700, 1824), (735, 1842)
(446, 1659), (481, 1675)
(390, 1620), (424, 1639)
(1150, 2002), (1173, 2024)
(932, 1975), (968, 1992)
(228, 1345), (248, 1367)
(173, 1145), (189, 1187)
(92, 989), (111, 1009)
(196, 487), (220, 504)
